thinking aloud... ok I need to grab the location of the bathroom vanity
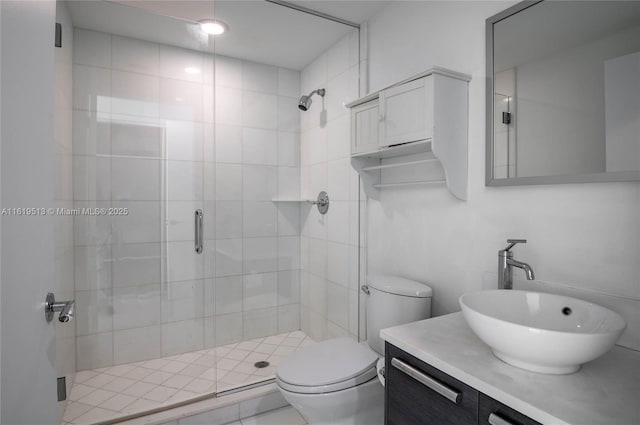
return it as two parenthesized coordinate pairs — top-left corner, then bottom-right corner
(381, 313), (640, 425)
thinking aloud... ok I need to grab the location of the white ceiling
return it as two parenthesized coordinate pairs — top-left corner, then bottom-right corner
(67, 0), (387, 70)
(286, 1), (390, 24)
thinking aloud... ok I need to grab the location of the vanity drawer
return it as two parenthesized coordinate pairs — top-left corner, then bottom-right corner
(385, 343), (478, 425)
(479, 393), (542, 425)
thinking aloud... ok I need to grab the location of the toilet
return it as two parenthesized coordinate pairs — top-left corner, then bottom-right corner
(276, 275), (432, 425)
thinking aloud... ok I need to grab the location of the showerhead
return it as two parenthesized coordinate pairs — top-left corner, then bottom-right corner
(298, 95), (311, 111)
(298, 88), (325, 111)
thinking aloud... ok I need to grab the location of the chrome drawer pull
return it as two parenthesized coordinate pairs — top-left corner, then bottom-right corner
(488, 413), (517, 425)
(391, 357), (461, 404)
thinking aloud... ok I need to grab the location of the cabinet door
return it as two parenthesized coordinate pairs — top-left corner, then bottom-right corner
(351, 99), (381, 155)
(379, 76), (433, 148)
(386, 344), (478, 425)
(479, 393), (542, 425)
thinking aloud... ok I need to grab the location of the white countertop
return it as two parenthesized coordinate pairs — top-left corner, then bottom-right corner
(380, 312), (640, 425)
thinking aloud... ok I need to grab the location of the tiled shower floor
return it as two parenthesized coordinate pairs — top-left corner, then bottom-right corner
(62, 331), (314, 425)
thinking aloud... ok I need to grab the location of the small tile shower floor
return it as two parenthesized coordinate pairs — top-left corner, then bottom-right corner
(63, 331), (314, 425)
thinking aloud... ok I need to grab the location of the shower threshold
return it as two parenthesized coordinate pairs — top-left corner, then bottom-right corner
(62, 331), (314, 425)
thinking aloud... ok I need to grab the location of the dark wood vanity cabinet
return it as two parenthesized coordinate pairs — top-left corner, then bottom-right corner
(478, 394), (542, 425)
(386, 343), (478, 425)
(385, 343), (542, 425)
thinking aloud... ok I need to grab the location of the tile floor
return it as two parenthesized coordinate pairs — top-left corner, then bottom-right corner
(226, 406), (306, 425)
(63, 331), (313, 425)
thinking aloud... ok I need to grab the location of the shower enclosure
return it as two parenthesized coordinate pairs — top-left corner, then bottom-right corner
(52, 1), (362, 423)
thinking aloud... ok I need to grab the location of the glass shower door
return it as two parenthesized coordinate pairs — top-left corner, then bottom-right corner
(159, 57), (217, 392)
(68, 1), (217, 421)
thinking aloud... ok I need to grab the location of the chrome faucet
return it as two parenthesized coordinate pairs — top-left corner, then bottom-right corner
(498, 239), (535, 289)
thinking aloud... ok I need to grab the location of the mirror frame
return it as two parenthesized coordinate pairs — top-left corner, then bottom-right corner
(485, 0), (640, 186)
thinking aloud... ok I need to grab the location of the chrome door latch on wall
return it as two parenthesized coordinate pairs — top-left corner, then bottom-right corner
(45, 293), (75, 323)
(307, 191), (330, 215)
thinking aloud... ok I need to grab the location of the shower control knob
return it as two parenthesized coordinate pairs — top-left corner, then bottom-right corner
(307, 191), (329, 215)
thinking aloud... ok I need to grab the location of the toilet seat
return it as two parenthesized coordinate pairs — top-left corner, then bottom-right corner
(276, 337), (379, 395)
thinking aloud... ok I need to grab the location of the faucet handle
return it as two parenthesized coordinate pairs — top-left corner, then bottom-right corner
(503, 239), (527, 251)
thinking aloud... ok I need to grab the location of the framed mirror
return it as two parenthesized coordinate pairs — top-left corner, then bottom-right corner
(486, 0), (640, 186)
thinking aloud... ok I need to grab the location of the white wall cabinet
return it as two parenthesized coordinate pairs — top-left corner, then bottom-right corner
(351, 99), (381, 155)
(347, 67), (471, 200)
(379, 76), (433, 148)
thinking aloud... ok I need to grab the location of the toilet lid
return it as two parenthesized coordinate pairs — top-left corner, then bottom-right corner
(368, 275), (432, 298)
(277, 338), (378, 388)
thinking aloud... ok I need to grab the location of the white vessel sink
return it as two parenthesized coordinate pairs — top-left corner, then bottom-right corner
(459, 290), (626, 374)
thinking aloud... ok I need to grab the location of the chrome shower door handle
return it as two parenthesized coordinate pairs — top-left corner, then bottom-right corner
(195, 209), (203, 254)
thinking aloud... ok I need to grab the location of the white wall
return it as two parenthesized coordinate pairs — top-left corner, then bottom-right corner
(299, 29), (362, 342)
(366, 1), (640, 351)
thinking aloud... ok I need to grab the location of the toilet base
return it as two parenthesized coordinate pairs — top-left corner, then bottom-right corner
(277, 377), (383, 425)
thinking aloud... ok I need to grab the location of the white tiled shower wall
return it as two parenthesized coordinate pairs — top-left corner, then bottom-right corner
(72, 29), (302, 370)
(299, 29), (364, 341)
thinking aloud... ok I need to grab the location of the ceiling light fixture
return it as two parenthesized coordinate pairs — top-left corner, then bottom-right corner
(199, 19), (228, 36)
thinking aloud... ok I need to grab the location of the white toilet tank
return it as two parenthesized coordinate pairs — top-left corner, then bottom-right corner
(365, 275), (432, 355)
